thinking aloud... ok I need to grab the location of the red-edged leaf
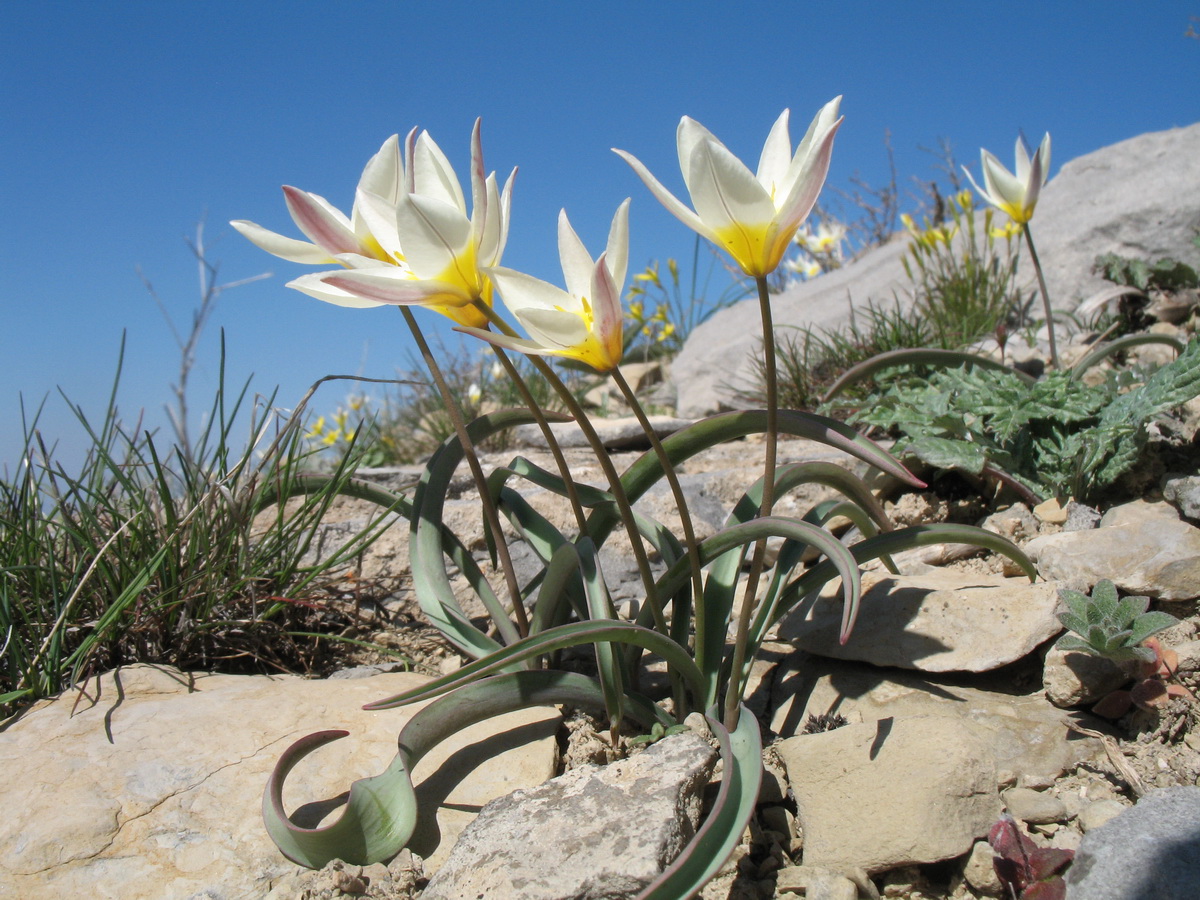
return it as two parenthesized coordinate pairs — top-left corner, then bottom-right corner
(1023, 878), (1067, 900)
(1092, 689), (1134, 719)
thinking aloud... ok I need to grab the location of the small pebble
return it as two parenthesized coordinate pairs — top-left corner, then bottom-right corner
(1003, 786), (1068, 824)
(1077, 798), (1127, 832)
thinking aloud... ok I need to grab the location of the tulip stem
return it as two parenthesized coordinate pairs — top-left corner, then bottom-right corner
(723, 275), (778, 730)
(1023, 223), (1059, 369)
(609, 366), (706, 638)
(472, 300), (668, 634)
(399, 306), (529, 639)
(489, 344), (591, 537)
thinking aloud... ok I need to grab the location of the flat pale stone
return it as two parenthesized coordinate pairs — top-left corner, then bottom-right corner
(778, 717), (1000, 874)
(1025, 500), (1200, 600)
(777, 570), (1060, 672)
(0, 664), (559, 900)
(771, 655), (1103, 785)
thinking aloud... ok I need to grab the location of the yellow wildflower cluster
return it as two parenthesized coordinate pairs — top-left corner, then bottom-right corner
(306, 394), (371, 451)
(779, 217), (847, 284)
(626, 262), (680, 348)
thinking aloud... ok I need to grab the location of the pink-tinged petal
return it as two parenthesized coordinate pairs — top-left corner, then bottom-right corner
(322, 269), (469, 306)
(1022, 146), (1044, 217)
(773, 115), (843, 244)
(230, 219), (335, 264)
(792, 97), (842, 167)
(557, 209), (594, 300)
(1035, 133), (1052, 183)
(686, 135), (774, 234)
(613, 147), (715, 243)
(412, 131), (466, 212)
(282, 186), (362, 256)
(590, 255), (624, 368)
(469, 118), (487, 241)
(756, 109), (792, 192)
(454, 326), (554, 357)
(287, 272), (387, 308)
(605, 199), (631, 292)
(395, 191), (473, 279)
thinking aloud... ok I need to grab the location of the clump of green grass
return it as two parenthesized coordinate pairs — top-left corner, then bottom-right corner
(1, 346), (407, 720)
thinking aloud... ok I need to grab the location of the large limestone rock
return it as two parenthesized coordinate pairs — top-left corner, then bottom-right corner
(777, 717), (1000, 873)
(1064, 787), (1200, 900)
(674, 122), (1200, 416)
(422, 732), (718, 900)
(0, 664), (560, 900)
(777, 570), (1061, 672)
(1025, 499), (1200, 600)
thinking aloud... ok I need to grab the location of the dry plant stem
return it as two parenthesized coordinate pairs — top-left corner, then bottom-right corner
(471, 300), (667, 633)
(489, 345), (591, 536)
(723, 275), (778, 730)
(1023, 223), (1059, 369)
(609, 367), (705, 628)
(399, 306), (530, 638)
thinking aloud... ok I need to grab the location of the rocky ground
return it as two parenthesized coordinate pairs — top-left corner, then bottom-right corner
(260, 370), (1200, 899)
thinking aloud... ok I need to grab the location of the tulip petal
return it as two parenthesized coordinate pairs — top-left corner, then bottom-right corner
(357, 135), (404, 209)
(489, 267), (579, 319)
(455, 326), (556, 357)
(287, 272), (387, 308)
(685, 136), (774, 234)
(354, 189), (404, 260)
(613, 148), (716, 243)
(980, 149), (1024, 210)
(282, 186), (363, 256)
(605, 199), (631, 292)
(412, 131), (466, 212)
(756, 109), (792, 193)
(469, 119), (487, 244)
(396, 191), (473, 280)
(518, 305), (590, 348)
(229, 220), (335, 264)
(590, 255), (624, 368)
(792, 97), (842, 169)
(773, 115), (843, 253)
(322, 268), (468, 306)
(557, 210), (594, 301)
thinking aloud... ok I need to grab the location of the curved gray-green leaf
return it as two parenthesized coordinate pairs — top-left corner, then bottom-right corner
(1070, 333), (1185, 379)
(637, 706), (763, 899)
(364, 619), (708, 711)
(822, 348), (1036, 402)
(411, 410), (546, 658)
(264, 671), (669, 869)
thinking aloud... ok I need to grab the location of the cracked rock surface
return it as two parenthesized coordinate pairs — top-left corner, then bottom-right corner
(0, 664), (559, 900)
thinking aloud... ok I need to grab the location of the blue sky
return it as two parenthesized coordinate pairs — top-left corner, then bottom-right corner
(3, 1), (1198, 473)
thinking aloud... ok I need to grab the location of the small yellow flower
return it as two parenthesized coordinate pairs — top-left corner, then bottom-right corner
(305, 416), (327, 439)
